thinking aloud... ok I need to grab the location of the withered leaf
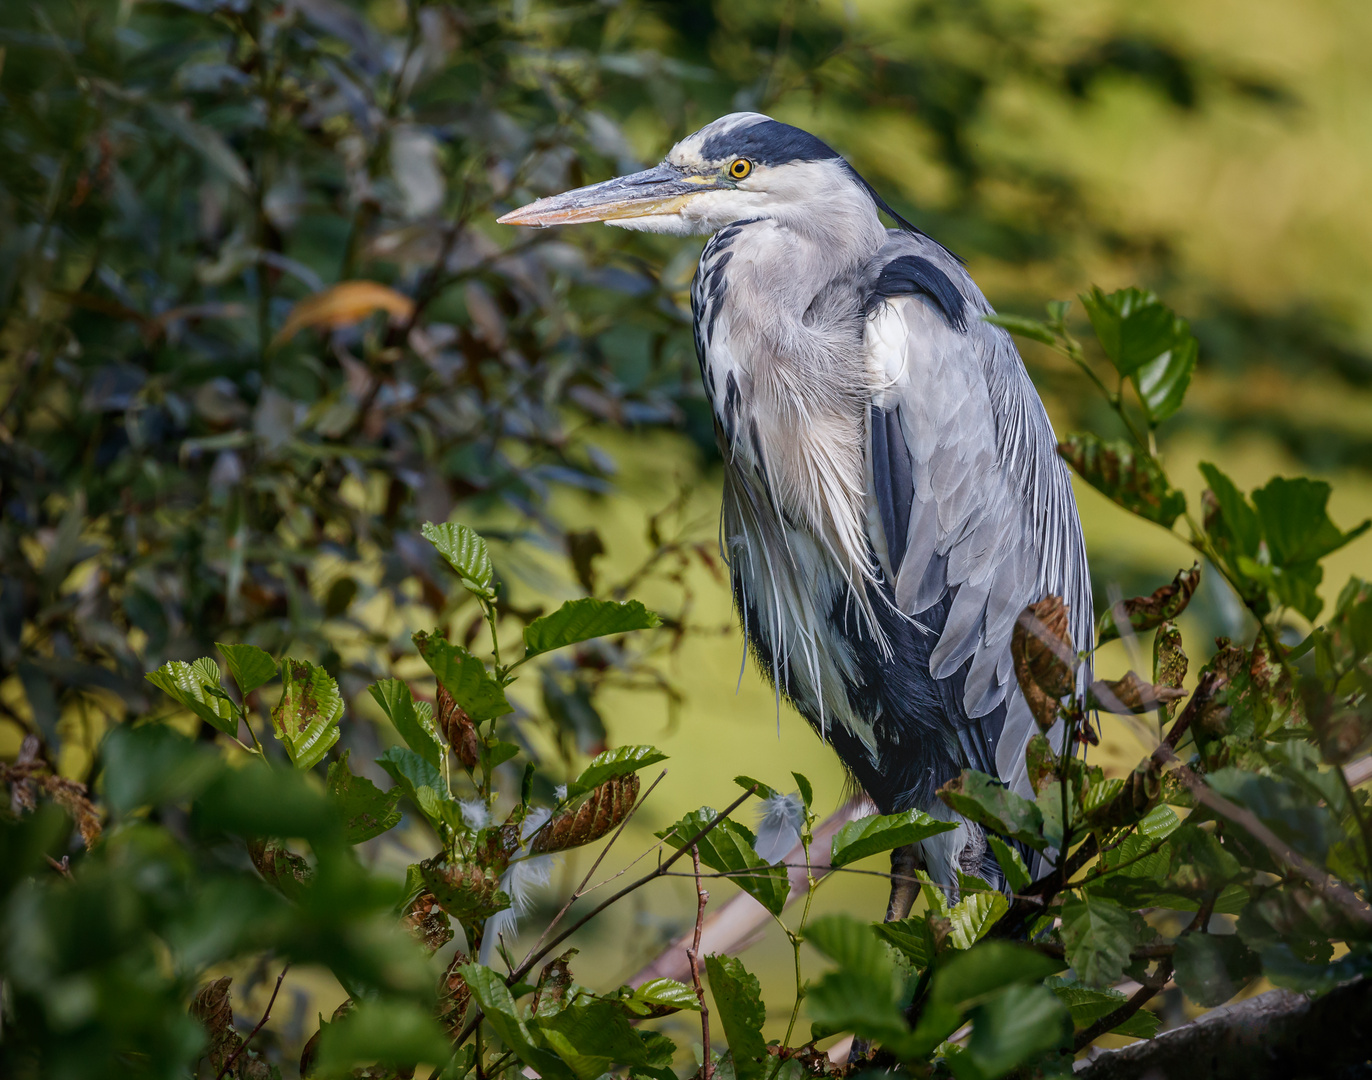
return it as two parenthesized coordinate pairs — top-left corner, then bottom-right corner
(1012, 596), (1076, 730)
(1097, 563), (1201, 644)
(1153, 620), (1188, 691)
(419, 856), (510, 924)
(249, 838), (313, 898)
(438, 949), (473, 1035)
(437, 684), (479, 770)
(403, 891), (454, 955)
(1089, 671), (1188, 714)
(531, 772), (640, 854)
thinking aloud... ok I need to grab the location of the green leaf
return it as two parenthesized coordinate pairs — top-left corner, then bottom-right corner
(1132, 333), (1196, 424)
(1059, 432), (1187, 527)
(938, 771), (1047, 851)
(983, 312), (1057, 346)
(734, 775), (781, 801)
(376, 745), (455, 831)
(1173, 933), (1261, 1008)
(270, 657), (343, 769)
(1049, 980), (1160, 1039)
(566, 745), (668, 800)
(948, 886), (1010, 950)
(1059, 894), (1138, 988)
(421, 859), (510, 924)
(612, 978), (700, 1018)
(216, 643), (277, 697)
(414, 631), (512, 722)
(537, 999), (653, 1080)
(327, 750), (402, 843)
(830, 809), (960, 867)
(874, 915), (939, 969)
(961, 983), (1071, 1079)
(146, 657), (238, 736)
(522, 598), (661, 661)
(657, 808), (789, 915)
(986, 835), (1031, 894)
(1080, 286), (1184, 377)
(1252, 476), (1370, 568)
(704, 955), (768, 1080)
(369, 678), (443, 769)
(804, 915), (912, 1056)
(792, 772), (814, 809)
(312, 999), (451, 1075)
(1199, 463), (1261, 557)
(461, 964), (572, 1080)
(422, 521), (494, 598)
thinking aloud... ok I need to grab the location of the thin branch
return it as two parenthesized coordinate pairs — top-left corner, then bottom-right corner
(215, 964), (289, 1080)
(687, 845), (714, 1080)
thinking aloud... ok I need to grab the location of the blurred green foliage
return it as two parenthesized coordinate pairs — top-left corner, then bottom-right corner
(3, 1), (1372, 1078)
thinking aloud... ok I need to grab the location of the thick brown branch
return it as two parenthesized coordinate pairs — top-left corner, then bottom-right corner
(1076, 977), (1372, 1080)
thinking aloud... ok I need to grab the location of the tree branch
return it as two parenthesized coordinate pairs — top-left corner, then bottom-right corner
(1076, 977), (1372, 1080)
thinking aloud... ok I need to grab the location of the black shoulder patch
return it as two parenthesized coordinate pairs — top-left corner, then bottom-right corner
(864, 255), (968, 332)
(700, 119), (841, 167)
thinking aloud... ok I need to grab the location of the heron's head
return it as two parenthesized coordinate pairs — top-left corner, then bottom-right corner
(497, 113), (887, 238)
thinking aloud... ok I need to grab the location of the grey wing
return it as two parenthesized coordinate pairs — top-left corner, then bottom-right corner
(861, 233), (1093, 799)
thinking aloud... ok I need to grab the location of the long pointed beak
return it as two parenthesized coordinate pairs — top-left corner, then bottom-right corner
(496, 164), (721, 227)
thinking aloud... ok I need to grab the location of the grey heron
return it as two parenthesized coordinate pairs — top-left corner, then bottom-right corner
(499, 113), (1092, 917)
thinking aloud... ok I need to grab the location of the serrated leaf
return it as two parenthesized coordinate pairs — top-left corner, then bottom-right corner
(566, 745), (667, 800)
(1059, 432), (1186, 527)
(804, 915), (913, 1056)
(830, 809), (960, 867)
(326, 750), (402, 843)
(792, 772), (814, 809)
(1133, 333), (1196, 424)
(1200, 462), (1262, 558)
(421, 521), (493, 597)
(414, 631), (511, 722)
(216, 643), (277, 697)
(938, 771), (1047, 851)
(1173, 933), (1261, 1007)
(1080, 285), (1184, 377)
(733, 775), (781, 801)
(986, 834), (1031, 894)
(369, 678), (443, 769)
(705, 955), (768, 1080)
(377, 745), (457, 832)
(657, 808), (789, 915)
(536, 999), (654, 1080)
(948, 887), (1010, 950)
(983, 312), (1058, 346)
(270, 658), (342, 769)
(146, 658), (238, 735)
(963, 983), (1071, 1078)
(522, 598), (661, 660)
(461, 964), (572, 1080)
(1049, 981), (1160, 1040)
(874, 915), (939, 969)
(1060, 895), (1138, 988)
(613, 978), (700, 1018)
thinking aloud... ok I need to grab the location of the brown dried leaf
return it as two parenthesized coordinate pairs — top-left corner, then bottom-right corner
(1153, 620), (1188, 691)
(41, 775), (102, 849)
(191, 977), (241, 1075)
(437, 685), (479, 770)
(1025, 733), (1058, 795)
(403, 891), (454, 955)
(273, 281), (414, 346)
(248, 838), (313, 897)
(531, 772), (640, 854)
(419, 856), (509, 924)
(1097, 563), (1201, 644)
(6, 734), (40, 814)
(532, 949), (578, 1018)
(1090, 671), (1188, 714)
(1012, 597), (1076, 730)
(437, 949), (473, 1036)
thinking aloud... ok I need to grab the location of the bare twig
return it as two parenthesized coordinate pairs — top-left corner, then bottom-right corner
(687, 845), (714, 1080)
(215, 964), (289, 1080)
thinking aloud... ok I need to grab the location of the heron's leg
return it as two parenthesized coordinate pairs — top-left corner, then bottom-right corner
(885, 842), (923, 921)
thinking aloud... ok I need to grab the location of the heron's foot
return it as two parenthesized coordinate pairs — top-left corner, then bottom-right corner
(885, 843), (923, 922)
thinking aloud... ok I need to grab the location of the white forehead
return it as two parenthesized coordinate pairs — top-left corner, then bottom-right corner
(666, 112), (774, 169)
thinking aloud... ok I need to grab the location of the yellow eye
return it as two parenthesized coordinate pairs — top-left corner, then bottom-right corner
(729, 159), (752, 180)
